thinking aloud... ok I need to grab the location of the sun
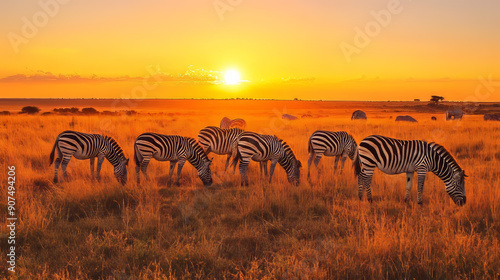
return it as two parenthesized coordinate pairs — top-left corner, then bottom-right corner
(224, 69), (241, 85)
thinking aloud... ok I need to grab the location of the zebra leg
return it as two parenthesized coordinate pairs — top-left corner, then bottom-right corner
(333, 156), (340, 171)
(96, 154), (105, 181)
(53, 157), (62, 183)
(224, 154), (232, 172)
(405, 172), (414, 203)
(260, 161), (268, 177)
(416, 169), (427, 204)
(60, 156), (72, 181)
(90, 157), (95, 179)
(313, 154), (322, 182)
(175, 159), (186, 186)
(135, 165), (141, 185)
(169, 161), (177, 177)
(169, 161), (177, 185)
(268, 160), (278, 184)
(239, 159), (250, 186)
(339, 155), (348, 173)
(307, 152), (314, 179)
(358, 171), (373, 202)
(364, 173), (374, 203)
(137, 159), (150, 185)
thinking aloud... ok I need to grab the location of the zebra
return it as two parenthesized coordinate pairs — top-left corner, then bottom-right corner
(353, 135), (467, 205)
(307, 130), (357, 179)
(49, 130), (129, 185)
(134, 133), (213, 186)
(198, 126), (268, 175)
(198, 126), (244, 172)
(234, 131), (301, 186)
(220, 117), (247, 129)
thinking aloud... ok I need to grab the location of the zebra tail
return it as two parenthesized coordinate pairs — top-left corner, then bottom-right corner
(49, 139), (57, 166)
(134, 145), (141, 167)
(353, 148), (361, 177)
(307, 137), (313, 154)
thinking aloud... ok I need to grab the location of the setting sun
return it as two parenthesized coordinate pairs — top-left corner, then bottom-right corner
(224, 70), (241, 85)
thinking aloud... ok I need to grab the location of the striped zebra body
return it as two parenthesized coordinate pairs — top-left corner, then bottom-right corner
(307, 130), (357, 179)
(134, 133), (213, 186)
(235, 131), (301, 186)
(49, 130), (129, 185)
(220, 117), (247, 129)
(354, 135), (467, 205)
(198, 126), (244, 172)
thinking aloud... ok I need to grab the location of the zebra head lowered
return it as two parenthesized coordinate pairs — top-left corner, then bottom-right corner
(429, 142), (467, 206)
(187, 138), (213, 186)
(114, 157), (129, 185)
(278, 139), (301, 185)
(197, 157), (213, 186)
(104, 136), (129, 185)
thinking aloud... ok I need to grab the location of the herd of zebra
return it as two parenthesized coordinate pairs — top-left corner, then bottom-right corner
(48, 117), (467, 206)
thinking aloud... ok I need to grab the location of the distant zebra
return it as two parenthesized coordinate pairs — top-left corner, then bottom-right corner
(234, 131), (301, 186)
(134, 133), (213, 186)
(49, 130), (129, 185)
(353, 135), (467, 205)
(307, 131), (357, 179)
(220, 117), (247, 129)
(198, 126), (244, 172)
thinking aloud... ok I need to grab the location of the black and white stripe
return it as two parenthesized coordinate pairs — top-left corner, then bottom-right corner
(134, 133), (213, 186)
(307, 130), (357, 179)
(49, 130), (129, 185)
(198, 126), (244, 172)
(353, 135), (467, 205)
(235, 131), (301, 186)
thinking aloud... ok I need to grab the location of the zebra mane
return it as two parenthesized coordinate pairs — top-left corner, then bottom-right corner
(103, 135), (125, 158)
(187, 137), (210, 161)
(429, 142), (461, 171)
(276, 137), (297, 159)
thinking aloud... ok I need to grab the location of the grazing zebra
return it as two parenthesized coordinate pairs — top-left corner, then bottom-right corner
(220, 117), (247, 129)
(307, 130), (357, 179)
(234, 131), (301, 186)
(49, 130), (129, 185)
(198, 126), (244, 172)
(134, 133), (213, 186)
(353, 135), (467, 205)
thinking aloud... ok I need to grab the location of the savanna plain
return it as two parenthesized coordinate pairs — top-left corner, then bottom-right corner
(1, 100), (499, 279)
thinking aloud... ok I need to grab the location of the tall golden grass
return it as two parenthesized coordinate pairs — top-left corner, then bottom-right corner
(0, 103), (499, 279)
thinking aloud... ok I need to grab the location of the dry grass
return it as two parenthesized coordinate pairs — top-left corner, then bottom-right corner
(0, 101), (499, 279)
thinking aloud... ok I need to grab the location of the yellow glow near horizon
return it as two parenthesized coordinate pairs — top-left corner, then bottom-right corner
(224, 70), (241, 85)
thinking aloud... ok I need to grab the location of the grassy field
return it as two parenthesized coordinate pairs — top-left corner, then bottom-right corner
(1, 100), (500, 279)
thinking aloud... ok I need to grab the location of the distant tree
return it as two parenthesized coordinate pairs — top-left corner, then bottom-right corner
(82, 107), (99, 114)
(21, 106), (40, 114)
(430, 95), (444, 104)
(70, 107), (79, 113)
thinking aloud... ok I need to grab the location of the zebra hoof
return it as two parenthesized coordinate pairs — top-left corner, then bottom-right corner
(404, 198), (408, 203)
(53, 178), (58, 183)
(418, 201), (423, 205)
(368, 198), (373, 203)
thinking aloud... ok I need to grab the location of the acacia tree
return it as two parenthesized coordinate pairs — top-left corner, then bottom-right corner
(430, 95), (444, 104)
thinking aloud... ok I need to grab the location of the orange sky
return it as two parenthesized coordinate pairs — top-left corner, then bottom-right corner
(1, 0), (499, 101)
